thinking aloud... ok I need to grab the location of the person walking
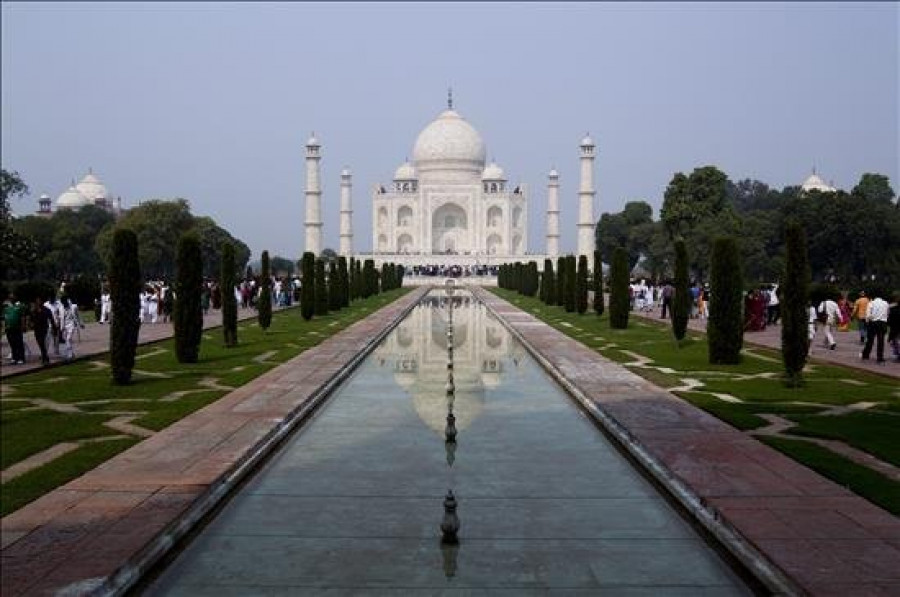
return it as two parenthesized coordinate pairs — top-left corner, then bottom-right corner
(851, 291), (870, 345)
(100, 286), (112, 324)
(44, 294), (63, 357)
(888, 294), (900, 363)
(808, 300), (818, 356)
(3, 292), (27, 364)
(59, 296), (84, 360)
(30, 296), (54, 365)
(861, 292), (889, 363)
(818, 295), (840, 350)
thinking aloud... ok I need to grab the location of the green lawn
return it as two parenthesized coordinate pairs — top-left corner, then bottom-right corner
(1, 289), (409, 517)
(491, 288), (900, 515)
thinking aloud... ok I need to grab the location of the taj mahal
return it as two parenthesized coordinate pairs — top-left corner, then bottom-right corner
(303, 94), (598, 269)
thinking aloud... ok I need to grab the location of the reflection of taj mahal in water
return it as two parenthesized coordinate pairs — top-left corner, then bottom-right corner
(373, 293), (527, 436)
(303, 92), (599, 268)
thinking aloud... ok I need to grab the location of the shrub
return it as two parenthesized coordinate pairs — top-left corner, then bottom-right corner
(300, 252), (315, 320)
(593, 249), (604, 316)
(673, 239), (690, 341)
(174, 232), (203, 362)
(708, 236), (743, 364)
(109, 228), (141, 384)
(782, 221), (810, 386)
(221, 242), (238, 347)
(609, 247), (630, 329)
(314, 258), (329, 316)
(257, 250), (272, 331)
(564, 255), (576, 313)
(576, 255), (588, 314)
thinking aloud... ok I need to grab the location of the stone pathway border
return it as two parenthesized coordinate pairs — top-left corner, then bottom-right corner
(475, 287), (900, 597)
(0, 288), (428, 597)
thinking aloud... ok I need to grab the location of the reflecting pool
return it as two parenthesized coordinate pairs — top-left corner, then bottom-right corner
(146, 289), (751, 595)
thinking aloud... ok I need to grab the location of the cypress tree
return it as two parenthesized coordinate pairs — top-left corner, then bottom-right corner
(109, 228), (142, 385)
(301, 251), (315, 320)
(397, 264), (405, 287)
(564, 255), (576, 312)
(544, 259), (556, 305)
(782, 221), (810, 387)
(221, 242), (238, 347)
(593, 249), (604, 316)
(609, 247), (630, 329)
(362, 259), (376, 298)
(328, 260), (341, 311)
(338, 256), (350, 307)
(174, 232), (203, 362)
(556, 256), (566, 306)
(257, 250), (272, 331)
(355, 260), (364, 299)
(708, 236), (744, 364)
(672, 239), (690, 341)
(381, 263), (389, 292)
(540, 259), (550, 302)
(348, 257), (357, 301)
(576, 255), (588, 314)
(526, 261), (539, 297)
(314, 258), (329, 315)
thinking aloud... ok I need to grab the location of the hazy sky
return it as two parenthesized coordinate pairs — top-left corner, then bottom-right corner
(3, 2), (897, 260)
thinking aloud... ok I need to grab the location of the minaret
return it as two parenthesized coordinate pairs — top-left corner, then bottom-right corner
(304, 132), (322, 256)
(577, 133), (596, 260)
(339, 166), (353, 256)
(546, 168), (560, 257)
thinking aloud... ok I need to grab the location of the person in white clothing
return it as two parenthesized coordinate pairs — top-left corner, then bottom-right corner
(100, 287), (111, 324)
(817, 296), (840, 350)
(44, 295), (63, 356)
(59, 296), (83, 360)
(808, 301), (818, 355)
(862, 293), (889, 363)
(148, 287), (159, 323)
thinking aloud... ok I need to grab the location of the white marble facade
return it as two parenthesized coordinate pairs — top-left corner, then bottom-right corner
(371, 107), (528, 258)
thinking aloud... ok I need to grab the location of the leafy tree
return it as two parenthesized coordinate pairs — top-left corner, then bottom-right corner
(708, 237), (743, 364)
(258, 250), (272, 331)
(174, 232), (203, 362)
(555, 256), (565, 307)
(672, 240), (690, 341)
(314, 258), (329, 316)
(563, 255), (576, 313)
(595, 201), (654, 270)
(1, 169), (37, 279)
(320, 247), (338, 263)
(221, 242), (238, 347)
(609, 247), (630, 329)
(576, 255), (588, 314)
(781, 221), (810, 387)
(337, 256), (350, 307)
(301, 252), (315, 320)
(109, 228), (141, 384)
(269, 255), (295, 277)
(661, 166), (730, 240)
(328, 260), (341, 311)
(852, 173), (895, 205)
(593, 249), (604, 316)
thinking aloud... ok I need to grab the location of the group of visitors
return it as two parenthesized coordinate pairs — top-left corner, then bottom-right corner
(410, 264), (498, 278)
(3, 290), (84, 365)
(809, 289), (900, 363)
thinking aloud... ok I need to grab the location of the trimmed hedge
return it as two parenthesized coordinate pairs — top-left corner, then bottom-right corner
(609, 247), (630, 329)
(673, 239), (690, 341)
(221, 242), (238, 347)
(708, 236), (743, 364)
(592, 249), (604, 316)
(782, 221), (810, 386)
(174, 232), (203, 362)
(300, 252), (315, 321)
(258, 250), (272, 331)
(109, 228), (142, 384)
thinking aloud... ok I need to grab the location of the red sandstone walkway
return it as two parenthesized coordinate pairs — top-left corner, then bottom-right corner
(0, 288), (428, 597)
(631, 305), (899, 379)
(1, 306), (273, 380)
(475, 288), (900, 597)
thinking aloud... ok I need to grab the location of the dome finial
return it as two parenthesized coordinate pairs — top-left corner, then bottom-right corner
(447, 87), (453, 110)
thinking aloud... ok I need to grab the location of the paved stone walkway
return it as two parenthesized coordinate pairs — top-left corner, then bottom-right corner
(631, 306), (899, 379)
(0, 288), (428, 597)
(1, 306), (272, 380)
(475, 288), (900, 597)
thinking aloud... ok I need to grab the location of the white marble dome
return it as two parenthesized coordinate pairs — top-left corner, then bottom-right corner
(580, 134), (594, 147)
(482, 162), (505, 180)
(56, 184), (89, 209)
(394, 161), (417, 180)
(801, 172), (836, 193)
(412, 110), (486, 168)
(75, 171), (108, 202)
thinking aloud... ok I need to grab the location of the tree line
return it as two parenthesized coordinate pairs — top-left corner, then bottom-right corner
(597, 167), (898, 285)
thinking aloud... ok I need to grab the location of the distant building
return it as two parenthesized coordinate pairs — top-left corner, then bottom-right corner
(37, 168), (123, 216)
(800, 168), (837, 194)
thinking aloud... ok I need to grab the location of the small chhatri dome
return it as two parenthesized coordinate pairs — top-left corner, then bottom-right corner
(548, 167), (559, 178)
(75, 169), (109, 202)
(394, 161), (417, 180)
(412, 109), (487, 169)
(801, 169), (836, 193)
(580, 133), (594, 147)
(341, 166), (352, 177)
(56, 183), (89, 208)
(306, 132), (320, 147)
(482, 162), (505, 181)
